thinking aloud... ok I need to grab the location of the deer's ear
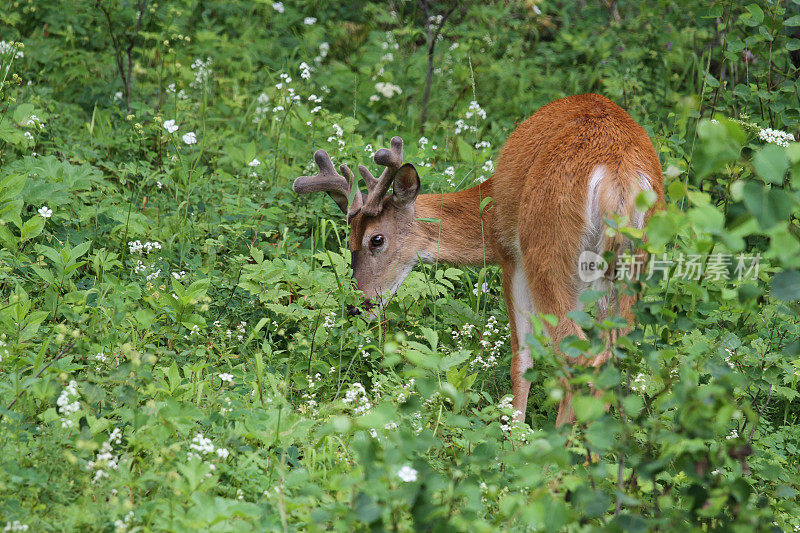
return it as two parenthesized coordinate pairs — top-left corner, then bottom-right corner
(393, 163), (420, 205)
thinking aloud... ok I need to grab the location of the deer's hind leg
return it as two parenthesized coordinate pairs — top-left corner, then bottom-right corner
(503, 260), (535, 423)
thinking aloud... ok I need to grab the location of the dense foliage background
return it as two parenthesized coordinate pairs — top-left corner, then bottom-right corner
(1, 0), (800, 530)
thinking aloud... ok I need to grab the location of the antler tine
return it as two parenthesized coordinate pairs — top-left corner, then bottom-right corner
(361, 136), (404, 216)
(339, 163), (364, 215)
(357, 164), (379, 190)
(292, 149), (351, 213)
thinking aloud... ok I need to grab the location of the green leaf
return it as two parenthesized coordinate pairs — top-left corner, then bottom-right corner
(745, 3), (764, 24)
(440, 349), (471, 370)
(573, 395), (605, 422)
(785, 14), (800, 26)
(479, 196), (493, 216)
(741, 181), (794, 229)
(688, 204), (724, 233)
(771, 270), (800, 301)
(71, 240), (93, 260)
(753, 144), (789, 184)
(621, 395), (644, 417)
(20, 216), (45, 242)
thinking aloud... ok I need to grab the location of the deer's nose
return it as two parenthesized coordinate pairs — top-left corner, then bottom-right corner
(346, 304), (361, 317)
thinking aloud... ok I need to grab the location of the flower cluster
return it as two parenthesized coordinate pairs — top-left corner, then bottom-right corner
(187, 432), (231, 477)
(497, 395), (534, 443)
(128, 240), (162, 255)
(57, 380), (80, 428)
(315, 42), (329, 65)
(24, 114), (45, 131)
(397, 465), (418, 482)
(477, 159), (494, 183)
(452, 322), (476, 350)
(443, 166), (456, 187)
(113, 511), (135, 532)
(0, 41), (24, 59)
(219, 373), (234, 383)
(455, 100), (487, 135)
(182, 131), (197, 145)
(253, 93), (270, 122)
(342, 382), (372, 415)
(220, 396), (233, 415)
(223, 320), (247, 342)
(371, 32), (400, 79)
(631, 372), (647, 393)
(371, 81), (402, 102)
(163, 119), (179, 134)
(327, 123), (345, 148)
(166, 83), (188, 100)
(190, 57), (213, 89)
(757, 127), (795, 148)
(472, 282), (488, 296)
(2, 522), (29, 532)
(86, 428), (122, 483)
(299, 61), (312, 80)
(728, 117), (796, 148)
(451, 316), (509, 370)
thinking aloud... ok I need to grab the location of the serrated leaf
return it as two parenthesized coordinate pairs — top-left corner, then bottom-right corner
(20, 216), (45, 242)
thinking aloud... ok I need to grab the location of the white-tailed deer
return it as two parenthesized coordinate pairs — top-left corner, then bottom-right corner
(293, 94), (664, 425)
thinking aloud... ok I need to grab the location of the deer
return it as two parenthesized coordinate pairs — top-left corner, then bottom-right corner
(292, 94), (664, 426)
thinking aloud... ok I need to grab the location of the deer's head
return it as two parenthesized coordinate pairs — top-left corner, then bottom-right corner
(292, 137), (422, 317)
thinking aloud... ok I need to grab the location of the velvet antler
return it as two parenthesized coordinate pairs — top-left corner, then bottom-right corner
(293, 149), (363, 216)
(357, 136), (404, 217)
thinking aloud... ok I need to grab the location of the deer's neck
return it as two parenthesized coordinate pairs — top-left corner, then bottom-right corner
(412, 182), (500, 266)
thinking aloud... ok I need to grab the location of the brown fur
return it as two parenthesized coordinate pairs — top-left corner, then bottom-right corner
(338, 94), (664, 425)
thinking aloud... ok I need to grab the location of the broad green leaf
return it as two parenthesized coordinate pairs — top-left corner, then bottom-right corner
(753, 144), (789, 184)
(573, 395), (605, 422)
(771, 270), (800, 301)
(20, 216), (45, 242)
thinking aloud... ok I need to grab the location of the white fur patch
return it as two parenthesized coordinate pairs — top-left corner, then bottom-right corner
(632, 172), (652, 229)
(583, 166), (606, 255)
(511, 261), (536, 375)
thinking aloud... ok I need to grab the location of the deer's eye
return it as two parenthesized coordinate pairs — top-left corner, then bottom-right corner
(369, 234), (385, 249)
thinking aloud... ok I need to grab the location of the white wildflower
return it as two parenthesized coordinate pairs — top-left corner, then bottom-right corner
(299, 61), (312, 80)
(182, 131), (197, 145)
(38, 206), (53, 218)
(162, 119), (179, 134)
(397, 465), (418, 482)
(473, 282), (488, 296)
(374, 82), (402, 98)
(272, 1), (284, 12)
(190, 57), (213, 89)
(465, 100), (487, 120)
(758, 127), (794, 148)
(57, 380), (81, 428)
(304, 17), (317, 25)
